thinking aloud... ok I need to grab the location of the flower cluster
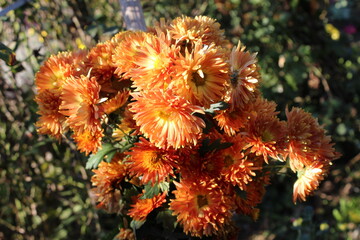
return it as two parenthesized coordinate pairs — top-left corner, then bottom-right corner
(34, 15), (339, 238)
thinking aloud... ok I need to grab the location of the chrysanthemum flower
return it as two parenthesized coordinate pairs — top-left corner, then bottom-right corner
(179, 146), (224, 179)
(35, 50), (87, 92)
(243, 112), (287, 163)
(72, 128), (103, 155)
(214, 109), (246, 136)
(170, 177), (234, 237)
(127, 191), (167, 222)
(286, 107), (339, 171)
(293, 161), (329, 202)
(115, 228), (135, 240)
(86, 40), (118, 88)
(35, 89), (66, 139)
(129, 89), (205, 149)
(110, 31), (129, 44)
(127, 138), (178, 184)
(234, 174), (270, 220)
(100, 90), (129, 115)
(172, 42), (229, 108)
(169, 15), (227, 47)
(60, 75), (104, 133)
(91, 154), (127, 213)
(112, 31), (150, 76)
(220, 135), (256, 190)
(126, 33), (179, 91)
(224, 42), (261, 110)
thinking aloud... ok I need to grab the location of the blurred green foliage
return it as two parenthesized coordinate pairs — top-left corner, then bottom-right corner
(1, 0), (359, 239)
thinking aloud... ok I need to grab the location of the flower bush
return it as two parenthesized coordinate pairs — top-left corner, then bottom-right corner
(34, 15), (339, 239)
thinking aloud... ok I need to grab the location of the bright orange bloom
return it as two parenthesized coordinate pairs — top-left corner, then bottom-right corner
(60, 75), (104, 133)
(170, 177), (234, 237)
(35, 51), (87, 92)
(127, 191), (167, 221)
(224, 42), (261, 110)
(86, 40), (118, 89)
(243, 112), (287, 163)
(214, 109), (246, 136)
(72, 128), (103, 155)
(129, 89), (205, 149)
(220, 135), (256, 190)
(91, 154), (127, 213)
(172, 42), (229, 108)
(127, 138), (178, 184)
(126, 33), (179, 91)
(293, 161), (329, 202)
(100, 90), (129, 115)
(35, 89), (66, 139)
(286, 107), (339, 171)
(169, 15), (227, 46)
(112, 31), (149, 76)
(110, 31), (129, 44)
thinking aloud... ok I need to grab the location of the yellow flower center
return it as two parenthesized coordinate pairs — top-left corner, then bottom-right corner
(144, 151), (163, 169)
(158, 110), (171, 120)
(261, 130), (274, 142)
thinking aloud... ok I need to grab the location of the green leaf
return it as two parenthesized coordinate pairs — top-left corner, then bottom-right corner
(156, 210), (178, 232)
(284, 74), (298, 91)
(333, 209), (343, 222)
(158, 181), (170, 193)
(0, 42), (16, 66)
(59, 208), (72, 220)
(85, 143), (117, 169)
(141, 182), (161, 199)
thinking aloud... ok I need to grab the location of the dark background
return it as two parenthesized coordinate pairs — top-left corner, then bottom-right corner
(0, 0), (359, 239)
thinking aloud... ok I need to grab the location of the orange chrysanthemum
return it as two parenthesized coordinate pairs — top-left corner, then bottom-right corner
(35, 51), (87, 92)
(224, 42), (261, 110)
(127, 138), (178, 184)
(60, 75), (104, 133)
(86, 40), (118, 90)
(35, 89), (66, 139)
(112, 31), (149, 76)
(91, 154), (127, 213)
(243, 112), (287, 163)
(127, 192), (167, 222)
(72, 128), (103, 155)
(129, 89), (205, 149)
(125, 33), (179, 91)
(293, 161), (329, 202)
(100, 90), (129, 115)
(115, 228), (135, 240)
(178, 146), (224, 179)
(286, 107), (339, 171)
(220, 135), (256, 190)
(170, 177), (234, 237)
(169, 15), (227, 47)
(214, 109), (246, 136)
(235, 174), (270, 220)
(172, 42), (229, 108)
